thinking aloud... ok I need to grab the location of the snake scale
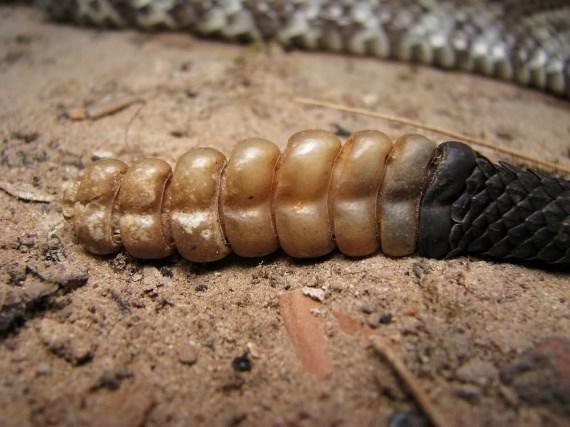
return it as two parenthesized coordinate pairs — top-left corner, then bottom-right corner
(30, 1), (570, 267)
(38, 0), (570, 98)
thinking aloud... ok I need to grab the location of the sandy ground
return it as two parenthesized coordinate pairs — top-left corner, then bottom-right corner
(0, 5), (569, 427)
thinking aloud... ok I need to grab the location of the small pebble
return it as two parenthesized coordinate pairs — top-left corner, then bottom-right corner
(91, 150), (115, 161)
(310, 307), (328, 317)
(362, 93), (379, 107)
(329, 280), (344, 292)
(142, 266), (163, 290)
(359, 302), (376, 314)
(307, 275), (322, 288)
(456, 358), (497, 385)
(302, 287), (325, 302)
(36, 362), (50, 376)
(454, 384), (481, 402)
(269, 275), (287, 288)
(177, 342), (199, 365)
(367, 312), (393, 328)
(232, 353), (252, 372)
(388, 411), (429, 427)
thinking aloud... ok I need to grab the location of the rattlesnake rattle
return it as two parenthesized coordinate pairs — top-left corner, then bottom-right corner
(36, 1), (569, 267)
(66, 131), (570, 267)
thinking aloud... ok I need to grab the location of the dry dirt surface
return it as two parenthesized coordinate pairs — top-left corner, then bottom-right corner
(1, 5), (569, 427)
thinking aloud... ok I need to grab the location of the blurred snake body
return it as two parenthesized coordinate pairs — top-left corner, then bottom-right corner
(39, 0), (570, 98)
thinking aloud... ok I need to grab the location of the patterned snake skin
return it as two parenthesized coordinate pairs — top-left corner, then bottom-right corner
(37, 0), (570, 98)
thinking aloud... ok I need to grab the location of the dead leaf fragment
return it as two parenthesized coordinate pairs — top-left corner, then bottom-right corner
(279, 290), (333, 380)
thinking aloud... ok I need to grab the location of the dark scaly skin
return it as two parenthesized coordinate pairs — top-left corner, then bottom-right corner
(37, 0), (570, 98)
(419, 141), (478, 260)
(420, 142), (570, 265)
(447, 155), (570, 264)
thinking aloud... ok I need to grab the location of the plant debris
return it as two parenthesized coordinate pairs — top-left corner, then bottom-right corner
(66, 96), (144, 121)
(0, 181), (54, 203)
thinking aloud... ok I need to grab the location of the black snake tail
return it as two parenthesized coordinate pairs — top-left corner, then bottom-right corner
(419, 142), (570, 264)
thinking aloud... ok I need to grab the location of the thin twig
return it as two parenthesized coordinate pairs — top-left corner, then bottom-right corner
(123, 101), (146, 152)
(67, 96), (144, 121)
(370, 337), (450, 427)
(88, 96), (144, 119)
(294, 97), (570, 175)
